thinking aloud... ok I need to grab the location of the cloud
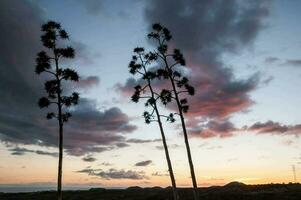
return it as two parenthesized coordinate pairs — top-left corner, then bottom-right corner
(35, 150), (59, 157)
(9, 147), (58, 157)
(1, 98), (137, 156)
(140, 0), (271, 132)
(77, 168), (148, 180)
(76, 168), (95, 174)
(76, 0), (104, 15)
(246, 121), (301, 136)
(151, 172), (169, 177)
(264, 56), (279, 64)
(61, 99), (137, 156)
(281, 139), (294, 146)
(75, 0), (133, 20)
(155, 144), (181, 150)
(188, 120), (301, 139)
(71, 40), (98, 65)
(206, 145), (223, 150)
(117, 0), (271, 139)
(115, 78), (142, 96)
(282, 59), (301, 67)
(262, 76), (274, 85)
(189, 119), (237, 138)
(0, 0), (136, 156)
(126, 138), (161, 144)
(188, 119), (301, 139)
(134, 160), (152, 167)
(82, 155), (97, 162)
(115, 142), (130, 148)
(98, 162), (113, 166)
(77, 76), (100, 89)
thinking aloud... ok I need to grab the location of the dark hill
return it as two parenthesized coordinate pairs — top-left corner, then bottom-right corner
(126, 186), (142, 190)
(224, 181), (246, 187)
(0, 183), (300, 200)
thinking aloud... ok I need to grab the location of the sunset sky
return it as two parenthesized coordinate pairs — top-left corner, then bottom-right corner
(0, 0), (301, 190)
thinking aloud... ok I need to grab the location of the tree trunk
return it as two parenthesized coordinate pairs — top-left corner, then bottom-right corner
(147, 76), (179, 200)
(164, 59), (199, 200)
(57, 118), (63, 200)
(179, 112), (198, 200)
(156, 107), (179, 200)
(55, 56), (63, 200)
(174, 83), (199, 200)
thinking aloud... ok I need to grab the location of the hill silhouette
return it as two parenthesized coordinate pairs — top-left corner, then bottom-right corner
(224, 181), (246, 187)
(1, 183), (300, 200)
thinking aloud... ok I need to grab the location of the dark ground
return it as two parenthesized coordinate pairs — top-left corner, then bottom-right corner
(1, 182), (301, 200)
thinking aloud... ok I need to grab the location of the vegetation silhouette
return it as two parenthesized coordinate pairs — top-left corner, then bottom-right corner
(35, 21), (80, 200)
(2, 183), (301, 200)
(128, 47), (179, 200)
(145, 23), (199, 200)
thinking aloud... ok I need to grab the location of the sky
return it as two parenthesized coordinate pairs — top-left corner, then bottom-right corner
(0, 0), (301, 191)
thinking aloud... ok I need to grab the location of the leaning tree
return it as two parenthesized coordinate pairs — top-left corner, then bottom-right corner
(146, 23), (199, 200)
(129, 47), (179, 200)
(35, 21), (79, 200)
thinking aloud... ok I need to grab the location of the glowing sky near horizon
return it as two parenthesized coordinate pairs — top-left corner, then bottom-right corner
(0, 0), (300, 188)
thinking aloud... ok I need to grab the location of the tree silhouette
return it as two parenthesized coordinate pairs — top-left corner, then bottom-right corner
(129, 47), (179, 200)
(147, 23), (199, 200)
(35, 21), (79, 200)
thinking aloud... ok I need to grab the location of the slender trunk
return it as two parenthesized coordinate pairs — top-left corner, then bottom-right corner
(57, 114), (63, 200)
(163, 59), (199, 200)
(55, 56), (63, 200)
(155, 104), (179, 200)
(145, 67), (179, 200)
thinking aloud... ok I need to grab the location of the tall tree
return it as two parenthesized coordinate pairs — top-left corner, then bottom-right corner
(129, 47), (179, 200)
(147, 23), (199, 200)
(35, 21), (79, 200)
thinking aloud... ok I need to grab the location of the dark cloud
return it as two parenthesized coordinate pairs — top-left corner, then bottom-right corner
(61, 99), (137, 156)
(76, 168), (95, 174)
(118, 0), (271, 137)
(141, 0), (271, 132)
(0, 0), (136, 156)
(146, 0), (270, 52)
(116, 66), (171, 97)
(115, 78), (142, 96)
(246, 121), (301, 136)
(126, 138), (161, 144)
(134, 160), (152, 167)
(188, 120), (301, 138)
(262, 76), (274, 85)
(9, 147), (58, 157)
(77, 168), (148, 180)
(2, 98), (136, 156)
(35, 150), (59, 157)
(77, 76), (100, 89)
(82, 155), (97, 162)
(99, 162), (113, 166)
(188, 119), (301, 139)
(75, 0), (133, 20)
(76, 0), (104, 15)
(151, 172), (169, 177)
(264, 56), (279, 64)
(115, 142), (130, 148)
(71, 40), (98, 65)
(189, 119), (237, 138)
(283, 59), (301, 67)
